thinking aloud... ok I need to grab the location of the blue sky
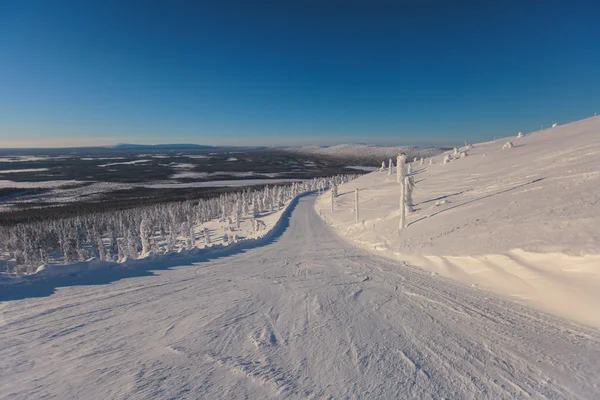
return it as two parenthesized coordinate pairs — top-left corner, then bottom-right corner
(1, 0), (599, 148)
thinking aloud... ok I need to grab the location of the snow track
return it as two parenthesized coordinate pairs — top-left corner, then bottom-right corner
(1, 195), (599, 399)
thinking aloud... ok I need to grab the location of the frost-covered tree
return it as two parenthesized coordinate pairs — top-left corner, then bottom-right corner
(140, 218), (153, 256)
(503, 141), (513, 149)
(443, 154), (451, 164)
(380, 161), (385, 171)
(517, 132), (524, 138)
(388, 158), (392, 175)
(203, 228), (211, 245)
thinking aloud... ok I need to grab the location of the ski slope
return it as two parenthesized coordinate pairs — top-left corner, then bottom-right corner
(2, 195), (599, 399)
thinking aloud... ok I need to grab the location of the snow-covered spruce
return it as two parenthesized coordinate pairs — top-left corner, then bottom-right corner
(0, 175), (358, 275)
(517, 131), (524, 138)
(443, 154), (451, 164)
(503, 141), (514, 149)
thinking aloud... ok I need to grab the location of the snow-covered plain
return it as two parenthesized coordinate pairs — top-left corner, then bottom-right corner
(316, 116), (600, 328)
(1, 194), (599, 399)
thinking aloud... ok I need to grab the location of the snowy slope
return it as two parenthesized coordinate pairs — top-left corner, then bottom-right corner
(316, 116), (600, 328)
(286, 144), (447, 165)
(1, 195), (599, 399)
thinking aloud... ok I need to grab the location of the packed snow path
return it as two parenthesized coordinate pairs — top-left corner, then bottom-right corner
(2, 195), (599, 399)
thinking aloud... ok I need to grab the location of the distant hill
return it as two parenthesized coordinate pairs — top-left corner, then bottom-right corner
(111, 144), (216, 150)
(285, 144), (449, 165)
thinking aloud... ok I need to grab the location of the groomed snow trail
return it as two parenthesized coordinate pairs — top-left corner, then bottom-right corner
(1, 195), (599, 399)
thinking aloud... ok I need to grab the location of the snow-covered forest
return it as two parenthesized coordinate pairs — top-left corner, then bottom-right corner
(0, 174), (357, 275)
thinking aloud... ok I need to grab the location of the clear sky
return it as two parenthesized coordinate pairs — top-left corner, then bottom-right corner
(1, 0), (599, 148)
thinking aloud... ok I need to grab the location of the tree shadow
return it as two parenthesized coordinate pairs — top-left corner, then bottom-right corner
(0, 193), (309, 302)
(408, 178), (544, 227)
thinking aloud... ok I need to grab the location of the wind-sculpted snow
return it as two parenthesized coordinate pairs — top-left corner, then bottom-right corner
(316, 116), (600, 328)
(1, 195), (599, 399)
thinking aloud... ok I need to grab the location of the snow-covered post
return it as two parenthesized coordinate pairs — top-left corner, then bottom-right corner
(399, 179), (406, 230)
(381, 161), (385, 171)
(405, 175), (414, 214)
(420, 157), (424, 165)
(407, 163), (412, 175)
(429, 158), (433, 166)
(331, 189), (334, 213)
(397, 154), (407, 231)
(388, 158), (392, 175)
(355, 188), (359, 223)
(396, 154), (406, 183)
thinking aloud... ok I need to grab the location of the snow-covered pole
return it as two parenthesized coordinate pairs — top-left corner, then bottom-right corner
(396, 154), (406, 183)
(331, 189), (334, 213)
(397, 154), (407, 230)
(388, 158), (392, 175)
(355, 188), (359, 222)
(399, 178), (406, 230)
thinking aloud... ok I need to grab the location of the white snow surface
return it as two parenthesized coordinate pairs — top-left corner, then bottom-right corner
(1, 194), (599, 399)
(316, 116), (600, 328)
(0, 168), (49, 174)
(98, 159), (151, 167)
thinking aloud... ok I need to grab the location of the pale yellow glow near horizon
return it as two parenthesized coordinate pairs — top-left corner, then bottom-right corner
(0, 136), (139, 148)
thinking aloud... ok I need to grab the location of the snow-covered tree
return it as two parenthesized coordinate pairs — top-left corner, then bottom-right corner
(443, 155), (451, 164)
(503, 141), (513, 149)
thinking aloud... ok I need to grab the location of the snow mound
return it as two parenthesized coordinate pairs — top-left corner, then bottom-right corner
(316, 116), (600, 328)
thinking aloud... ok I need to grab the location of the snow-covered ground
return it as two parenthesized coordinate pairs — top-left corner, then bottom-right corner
(98, 159), (152, 167)
(0, 168), (50, 174)
(316, 116), (600, 328)
(1, 195), (599, 399)
(0, 179), (304, 211)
